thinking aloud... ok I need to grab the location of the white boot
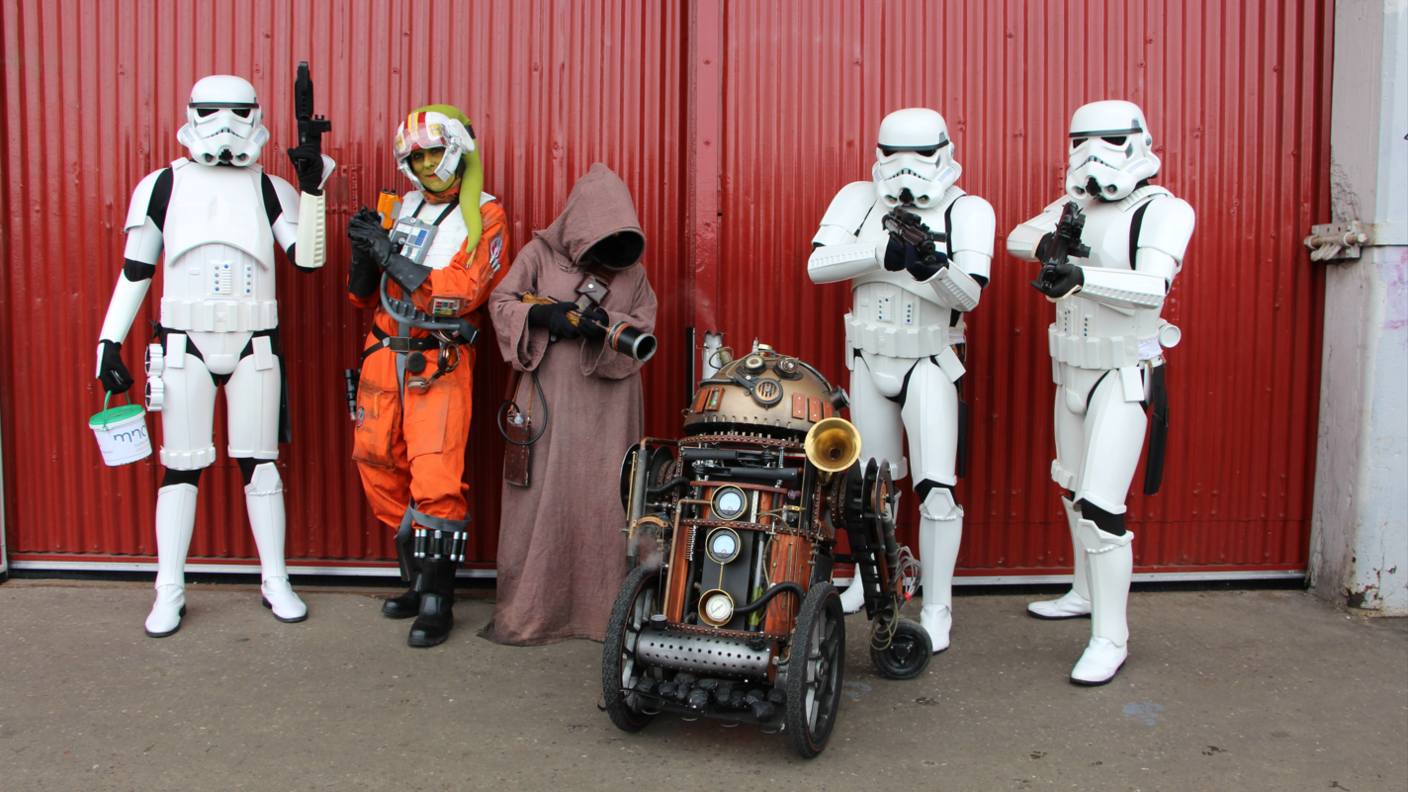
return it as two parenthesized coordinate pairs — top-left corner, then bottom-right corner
(1028, 497), (1092, 619)
(245, 463), (307, 623)
(917, 489), (963, 653)
(146, 483), (198, 637)
(1069, 519), (1134, 685)
(838, 573), (867, 614)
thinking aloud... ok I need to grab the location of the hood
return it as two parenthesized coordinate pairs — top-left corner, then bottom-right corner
(535, 163), (646, 271)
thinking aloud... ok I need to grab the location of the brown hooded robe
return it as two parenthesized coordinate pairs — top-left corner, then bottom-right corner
(480, 163), (658, 645)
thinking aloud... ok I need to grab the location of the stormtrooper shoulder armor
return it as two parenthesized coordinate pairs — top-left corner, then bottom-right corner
(1135, 196), (1196, 261)
(813, 181), (878, 245)
(947, 194), (996, 257)
(1006, 196), (1076, 261)
(124, 168), (172, 232)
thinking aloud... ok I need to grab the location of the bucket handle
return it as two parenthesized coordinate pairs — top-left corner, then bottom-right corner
(98, 391), (135, 429)
(102, 390), (133, 411)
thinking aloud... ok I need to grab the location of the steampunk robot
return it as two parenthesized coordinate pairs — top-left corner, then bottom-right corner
(602, 342), (930, 758)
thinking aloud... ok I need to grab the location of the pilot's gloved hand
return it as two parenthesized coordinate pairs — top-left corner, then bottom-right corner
(347, 213), (393, 268)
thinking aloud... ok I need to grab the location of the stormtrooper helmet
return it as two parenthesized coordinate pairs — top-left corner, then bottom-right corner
(176, 75), (269, 167)
(1065, 100), (1161, 202)
(872, 108), (961, 209)
(393, 110), (476, 190)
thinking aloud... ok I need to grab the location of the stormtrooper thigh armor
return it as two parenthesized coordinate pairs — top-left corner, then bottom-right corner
(1051, 363), (1145, 684)
(152, 333), (304, 624)
(843, 353), (962, 653)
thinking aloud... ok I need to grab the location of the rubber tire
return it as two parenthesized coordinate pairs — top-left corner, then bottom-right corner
(786, 583), (845, 759)
(602, 565), (660, 733)
(870, 618), (932, 680)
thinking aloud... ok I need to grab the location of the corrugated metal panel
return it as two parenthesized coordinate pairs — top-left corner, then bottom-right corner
(0, 0), (689, 566)
(1, 0), (1330, 576)
(714, 0), (1331, 573)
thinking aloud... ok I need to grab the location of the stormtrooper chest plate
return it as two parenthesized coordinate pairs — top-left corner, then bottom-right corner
(160, 163), (278, 333)
(1048, 198), (1162, 369)
(845, 198), (962, 357)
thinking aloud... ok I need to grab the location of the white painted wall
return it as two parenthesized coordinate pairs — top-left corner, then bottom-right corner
(1310, 0), (1408, 614)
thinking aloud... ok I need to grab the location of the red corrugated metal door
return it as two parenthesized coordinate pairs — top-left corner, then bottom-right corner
(711, 0), (1331, 579)
(1, 0), (1330, 580)
(0, 0), (692, 574)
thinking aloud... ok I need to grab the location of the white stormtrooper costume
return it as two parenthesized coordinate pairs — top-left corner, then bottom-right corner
(1007, 100), (1195, 684)
(95, 75), (334, 637)
(807, 109), (995, 653)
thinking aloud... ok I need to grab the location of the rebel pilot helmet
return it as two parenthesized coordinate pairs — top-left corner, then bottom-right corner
(393, 110), (476, 190)
(176, 75), (270, 167)
(1065, 100), (1161, 202)
(872, 108), (962, 209)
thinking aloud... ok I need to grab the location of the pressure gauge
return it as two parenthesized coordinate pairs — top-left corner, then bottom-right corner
(705, 527), (742, 564)
(711, 486), (748, 521)
(699, 589), (734, 626)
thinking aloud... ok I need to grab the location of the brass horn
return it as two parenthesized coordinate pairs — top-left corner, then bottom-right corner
(805, 417), (862, 474)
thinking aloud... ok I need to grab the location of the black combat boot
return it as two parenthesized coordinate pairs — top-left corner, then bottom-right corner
(382, 531), (421, 619)
(407, 558), (456, 647)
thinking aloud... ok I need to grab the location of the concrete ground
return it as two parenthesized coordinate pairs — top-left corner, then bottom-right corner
(0, 580), (1403, 792)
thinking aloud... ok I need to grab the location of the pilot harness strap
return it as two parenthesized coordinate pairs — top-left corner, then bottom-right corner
(382, 199), (474, 395)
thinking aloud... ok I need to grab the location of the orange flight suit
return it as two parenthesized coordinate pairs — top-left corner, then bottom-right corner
(350, 201), (510, 530)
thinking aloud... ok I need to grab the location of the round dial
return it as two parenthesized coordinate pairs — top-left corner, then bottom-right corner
(707, 530), (739, 563)
(712, 487), (747, 521)
(702, 591), (733, 625)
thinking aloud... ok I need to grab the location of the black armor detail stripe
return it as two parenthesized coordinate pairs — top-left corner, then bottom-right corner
(146, 168), (173, 232)
(1128, 199), (1153, 268)
(123, 258), (156, 281)
(260, 172), (284, 228)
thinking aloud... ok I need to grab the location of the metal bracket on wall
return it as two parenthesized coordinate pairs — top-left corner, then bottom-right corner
(1304, 220), (1375, 262)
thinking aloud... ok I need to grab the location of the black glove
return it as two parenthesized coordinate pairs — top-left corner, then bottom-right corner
(347, 207), (381, 296)
(883, 236), (908, 272)
(287, 141), (324, 196)
(1034, 232), (1055, 263)
(98, 340), (133, 394)
(347, 213), (393, 268)
(904, 240), (948, 281)
(527, 301), (581, 340)
(1031, 260), (1085, 300)
(577, 306), (608, 341)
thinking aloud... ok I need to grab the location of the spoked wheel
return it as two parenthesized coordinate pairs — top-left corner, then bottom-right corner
(602, 565), (660, 732)
(870, 617), (932, 680)
(785, 583), (845, 758)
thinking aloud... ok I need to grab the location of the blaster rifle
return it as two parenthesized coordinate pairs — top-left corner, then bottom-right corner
(1032, 201), (1091, 295)
(294, 61), (331, 149)
(881, 208), (943, 264)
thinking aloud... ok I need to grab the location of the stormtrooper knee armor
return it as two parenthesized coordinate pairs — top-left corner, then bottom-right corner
(1007, 100), (1195, 684)
(95, 74), (333, 636)
(808, 108), (995, 654)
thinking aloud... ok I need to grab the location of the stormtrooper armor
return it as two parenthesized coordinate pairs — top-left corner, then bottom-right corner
(95, 75), (335, 637)
(807, 108), (996, 653)
(1006, 100), (1195, 684)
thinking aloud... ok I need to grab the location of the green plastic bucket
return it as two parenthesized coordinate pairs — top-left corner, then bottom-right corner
(89, 392), (152, 466)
